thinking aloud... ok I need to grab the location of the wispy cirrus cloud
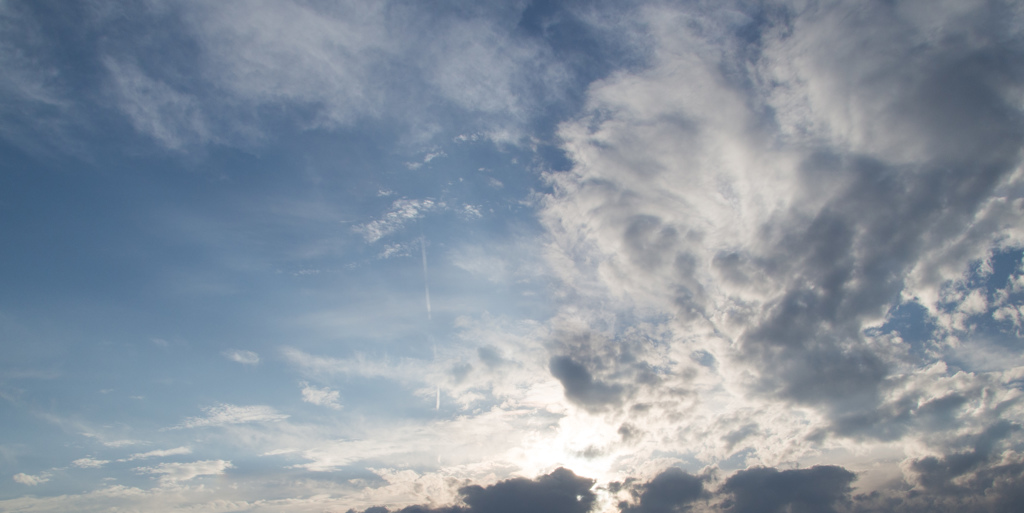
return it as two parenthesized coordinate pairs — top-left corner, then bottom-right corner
(172, 404), (288, 429)
(102, 57), (212, 150)
(120, 446), (191, 462)
(137, 459), (232, 485)
(72, 457), (109, 468)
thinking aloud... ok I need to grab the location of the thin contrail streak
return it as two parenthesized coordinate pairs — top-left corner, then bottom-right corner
(421, 237), (432, 321)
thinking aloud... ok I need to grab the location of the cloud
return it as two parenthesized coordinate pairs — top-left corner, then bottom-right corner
(3, 1), (1024, 511)
(619, 467), (706, 513)
(137, 459), (232, 485)
(173, 404), (288, 429)
(352, 468), (596, 513)
(59, 0), (610, 152)
(223, 349), (260, 365)
(12, 472), (50, 485)
(72, 458), (109, 468)
(103, 57), (211, 150)
(100, 439), (144, 448)
(0, 2), (78, 154)
(909, 420), (1021, 492)
(121, 446), (192, 462)
(537, 0), (1024, 465)
(300, 382), (342, 410)
(459, 467), (596, 513)
(720, 466), (855, 513)
(354, 199), (442, 243)
(549, 356), (625, 412)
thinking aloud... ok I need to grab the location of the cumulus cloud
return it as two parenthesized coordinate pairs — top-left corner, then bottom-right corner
(348, 465), (853, 513)
(720, 466), (855, 513)
(12, 472), (50, 486)
(618, 467), (706, 513)
(350, 468), (596, 513)
(4, 1), (1024, 511)
(300, 382), (342, 410)
(458, 467), (596, 513)
(549, 356), (626, 412)
(223, 349), (260, 365)
(542, 0), (1021, 426)
(523, 0), (1024, 506)
(173, 404), (288, 429)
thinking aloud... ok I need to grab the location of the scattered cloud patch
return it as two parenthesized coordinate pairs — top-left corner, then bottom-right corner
(300, 382), (342, 410)
(379, 242), (412, 259)
(460, 204), (483, 219)
(12, 472), (50, 485)
(405, 150), (447, 170)
(223, 349), (260, 366)
(72, 458), (109, 468)
(173, 404), (288, 429)
(354, 199), (442, 243)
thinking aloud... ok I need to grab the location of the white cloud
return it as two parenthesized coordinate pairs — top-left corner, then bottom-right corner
(137, 460), (232, 484)
(300, 382), (342, 410)
(100, 439), (144, 448)
(223, 349), (260, 365)
(459, 204), (483, 220)
(2, 1), (1023, 511)
(121, 446), (192, 462)
(103, 57), (211, 150)
(72, 458), (109, 468)
(90, 0), (579, 149)
(12, 472), (49, 485)
(173, 404), (288, 429)
(529, 0), (1024, 491)
(353, 198), (442, 243)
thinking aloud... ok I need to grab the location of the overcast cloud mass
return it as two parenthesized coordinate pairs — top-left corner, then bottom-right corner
(3, 0), (1024, 512)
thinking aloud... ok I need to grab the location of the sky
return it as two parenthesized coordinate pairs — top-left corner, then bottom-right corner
(2, 0), (1024, 512)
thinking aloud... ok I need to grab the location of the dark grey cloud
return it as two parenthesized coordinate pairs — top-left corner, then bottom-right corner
(910, 420), (1021, 493)
(619, 467), (706, 513)
(351, 468), (596, 513)
(720, 465), (855, 513)
(721, 423), (759, 452)
(352, 460), (1024, 513)
(477, 346), (507, 369)
(706, 0), (1024, 440)
(461, 467), (596, 513)
(549, 355), (626, 412)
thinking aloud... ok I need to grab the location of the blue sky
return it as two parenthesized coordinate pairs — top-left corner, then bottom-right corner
(3, 1), (1024, 512)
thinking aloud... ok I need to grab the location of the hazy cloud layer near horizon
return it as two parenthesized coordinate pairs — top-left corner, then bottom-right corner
(2, 1), (1024, 512)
